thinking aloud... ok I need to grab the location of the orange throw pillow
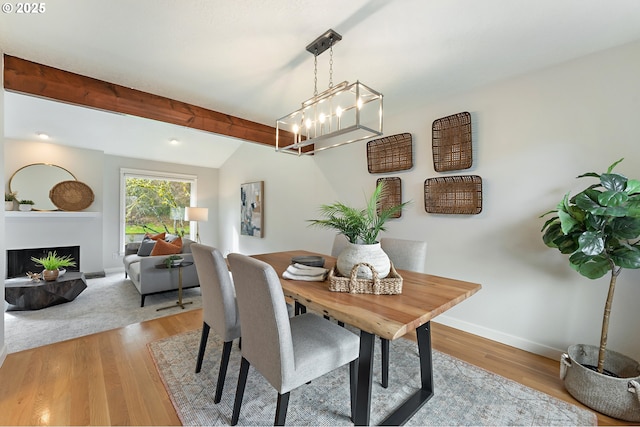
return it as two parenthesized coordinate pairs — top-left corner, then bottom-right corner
(150, 237), (183, 256)
(145, 232), (166, 241)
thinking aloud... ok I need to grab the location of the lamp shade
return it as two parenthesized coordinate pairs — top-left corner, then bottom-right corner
(185, 207), (208, 222)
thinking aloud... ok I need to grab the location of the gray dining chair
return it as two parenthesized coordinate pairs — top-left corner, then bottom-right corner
(331, 233), (350, 257)
(191, 243), (241, 404)
(379, 237), (428, 388)
(227, 253), (360, 426)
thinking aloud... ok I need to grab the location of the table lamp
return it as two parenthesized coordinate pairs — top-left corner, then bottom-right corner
(185, 207), (209, 243)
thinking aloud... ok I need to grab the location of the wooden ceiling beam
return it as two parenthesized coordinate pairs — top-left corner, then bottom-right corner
(3, 54), (295, 150)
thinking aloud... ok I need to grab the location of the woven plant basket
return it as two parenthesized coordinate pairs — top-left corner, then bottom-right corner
(561, 344), (640, 422)
(328, 262), (402, 295)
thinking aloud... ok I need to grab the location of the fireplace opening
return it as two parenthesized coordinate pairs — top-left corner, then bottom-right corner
(7, 246), (80, 279)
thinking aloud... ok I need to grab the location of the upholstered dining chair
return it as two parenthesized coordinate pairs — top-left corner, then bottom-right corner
(331, 233), (350, 257)
(191, 243), (241, 404)
(379, 237), (428, 388)
(227, 253), (360, 426)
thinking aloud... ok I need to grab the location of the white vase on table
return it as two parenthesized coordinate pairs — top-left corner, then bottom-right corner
(336, 242), (391, 279)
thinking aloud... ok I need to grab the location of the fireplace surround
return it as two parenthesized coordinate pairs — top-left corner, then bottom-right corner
(6, 246), (80, 279)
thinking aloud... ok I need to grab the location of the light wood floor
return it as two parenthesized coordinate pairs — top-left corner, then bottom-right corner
(0, 309), (631, 426)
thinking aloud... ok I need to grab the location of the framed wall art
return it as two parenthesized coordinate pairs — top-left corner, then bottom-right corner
(240, 181), (264, 237)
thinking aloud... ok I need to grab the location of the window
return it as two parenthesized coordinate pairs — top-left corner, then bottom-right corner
(120, 169), (198, 251)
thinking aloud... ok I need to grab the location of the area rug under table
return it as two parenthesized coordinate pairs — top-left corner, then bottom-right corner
(148, 329), (597, 426)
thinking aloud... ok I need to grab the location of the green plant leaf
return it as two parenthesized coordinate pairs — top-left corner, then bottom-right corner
(578, 231), (604, 256)
(609, 217), (640, 239)
(598, 190), (628, 207)
(600, 173), (627, 192)
(558, 210), (579, 234)
(577, 172), (600, 179)
(625, 179), (640, 195)
(610, 246), (640, 269)
(554, 234), (580, 254)
(569, 255), (610, 279)
(575, 192), (606, 215)
(606, 158), (624, 173)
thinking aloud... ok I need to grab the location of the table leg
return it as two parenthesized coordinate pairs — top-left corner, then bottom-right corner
(379, 321), (434, 426)
(354, 330), (375, 425)
(156, 266), (193, 311)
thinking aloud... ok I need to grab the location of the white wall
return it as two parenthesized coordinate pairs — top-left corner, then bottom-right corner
(219, 40), (640, 361)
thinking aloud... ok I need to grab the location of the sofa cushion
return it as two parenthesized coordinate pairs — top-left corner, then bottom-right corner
(145, 232), (166, 241)
(136, 238), (156, 256)
(150, 237), (183, 256)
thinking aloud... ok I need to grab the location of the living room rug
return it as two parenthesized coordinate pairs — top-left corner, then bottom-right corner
(4, 272), (202, 353)
(149, 329), (597, 426)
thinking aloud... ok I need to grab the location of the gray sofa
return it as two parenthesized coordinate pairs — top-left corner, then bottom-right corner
(123, 237), (199, 307)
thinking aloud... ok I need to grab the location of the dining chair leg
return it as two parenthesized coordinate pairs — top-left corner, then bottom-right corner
(294, 301), (307, 315)
(381, 336), (389, 388)
(231, 357), (250, 426)
(274, 392), (290, 426)
(214, 340), (233, 403)
(195, 322), (210, 373)
(349, 359), (357, 422)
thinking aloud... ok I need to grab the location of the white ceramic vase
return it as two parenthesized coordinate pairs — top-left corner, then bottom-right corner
(5, 201), (13, 211)
(19, 204), (33, 211)
(336, 241), (390, 279)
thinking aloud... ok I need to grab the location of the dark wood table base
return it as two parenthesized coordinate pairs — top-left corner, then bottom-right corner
(5, 272), (87, 311)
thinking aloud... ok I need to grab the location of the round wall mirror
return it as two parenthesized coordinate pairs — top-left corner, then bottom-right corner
(9, 163), (76, 211)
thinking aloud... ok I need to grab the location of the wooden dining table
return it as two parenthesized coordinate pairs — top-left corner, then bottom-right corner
(252, 250), (482, 426)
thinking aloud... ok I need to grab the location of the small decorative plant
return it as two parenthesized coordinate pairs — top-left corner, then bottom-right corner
(5, 192), (16, 202)
(19, 199), (35, 205)
(164, 254), (183, 268)
(31, 251), (76, 271)
(308, 181), (410, 244)
(541, 158), (640, 374)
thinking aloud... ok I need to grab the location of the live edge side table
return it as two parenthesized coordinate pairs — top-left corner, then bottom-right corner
(154, 261), (194, 311)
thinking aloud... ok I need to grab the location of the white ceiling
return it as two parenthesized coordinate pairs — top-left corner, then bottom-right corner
(2, 0), (640, 168)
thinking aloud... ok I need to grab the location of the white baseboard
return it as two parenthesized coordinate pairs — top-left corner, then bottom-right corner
(433, 315), (566, 361)
(104, 266), (125, 275)
(0, 342), (7, 367)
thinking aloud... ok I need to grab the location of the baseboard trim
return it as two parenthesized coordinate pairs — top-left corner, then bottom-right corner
(434, 315), (565, 360)
(0, 342), (7, 367)
(104, 267), (125, 275)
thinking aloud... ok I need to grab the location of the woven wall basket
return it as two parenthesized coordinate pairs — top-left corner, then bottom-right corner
(432, 112), (472, 172)
(49, 180), (95, 211)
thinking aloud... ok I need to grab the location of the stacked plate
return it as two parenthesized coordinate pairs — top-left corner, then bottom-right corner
(291, 256), (325, 268)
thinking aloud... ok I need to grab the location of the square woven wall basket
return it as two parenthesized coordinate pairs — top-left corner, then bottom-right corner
(424, 175), (482, 214)
(432, 112), (472, 172)
(367, 133), (413, 173)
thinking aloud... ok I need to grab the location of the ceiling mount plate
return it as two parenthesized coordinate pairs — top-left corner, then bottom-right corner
(305, 29), (342, 56)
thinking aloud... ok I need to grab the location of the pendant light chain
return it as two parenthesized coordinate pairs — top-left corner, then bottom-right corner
(329, 37), (334, 89)
(313, 48), (318, 97)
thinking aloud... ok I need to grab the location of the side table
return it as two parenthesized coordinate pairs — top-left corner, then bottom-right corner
(5, 271), (87, 310)
(154, 261), (194, 311)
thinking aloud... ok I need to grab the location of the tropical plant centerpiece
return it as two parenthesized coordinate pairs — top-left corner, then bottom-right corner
(309, 182), (410, 279)
(541, 158), (640, 421)
(31, 251), (77, 281)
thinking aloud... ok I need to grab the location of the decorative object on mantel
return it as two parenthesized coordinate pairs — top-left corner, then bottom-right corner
(5, 192), (16, 211)
(424, 175), (482, 214)
(30, 251), (76, 282)
(275, 29), (383, 155)
(541, 158), (640, 422)
(18, 199), (35, 211)
(328, 262), (403, 294)
(432, 111), (472, 172)
(9, 163), (76, 211)
(26, 271), (41, 282)
(49, 180), (94, 211)
(367, 133), (413, 173)
(308, 181), (409, 279)
(376, 177), (402, 218)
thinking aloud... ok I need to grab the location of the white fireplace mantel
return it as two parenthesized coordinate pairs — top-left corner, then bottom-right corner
(5, 211), (101, 218)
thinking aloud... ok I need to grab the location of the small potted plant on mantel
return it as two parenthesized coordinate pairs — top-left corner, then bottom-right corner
(31, 251), (76, 281)
(18, 199), (35, 211)
(541, 158), (640, 422)
(308, 181), (410, 279)
(5, 192), (16, 211)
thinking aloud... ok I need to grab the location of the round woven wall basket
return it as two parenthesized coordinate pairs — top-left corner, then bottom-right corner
(49, 180), (95, 211)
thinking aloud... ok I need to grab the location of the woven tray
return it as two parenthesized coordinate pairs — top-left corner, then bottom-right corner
(376, 177), (402, 218)
(367, 133), (413, 173)
(424, 175), (482, 214)
(432, 112), (472, 172)
(49, 180), (95, 211)
(328, 262), (402, 295)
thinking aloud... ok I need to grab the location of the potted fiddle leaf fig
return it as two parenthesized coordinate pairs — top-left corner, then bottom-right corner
(541, 158), (640, 421)
(308, 181), (410, 279)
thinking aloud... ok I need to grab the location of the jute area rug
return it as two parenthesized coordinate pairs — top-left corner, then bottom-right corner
(149, 329), (597, 426)
(4, 272), (202, 353)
